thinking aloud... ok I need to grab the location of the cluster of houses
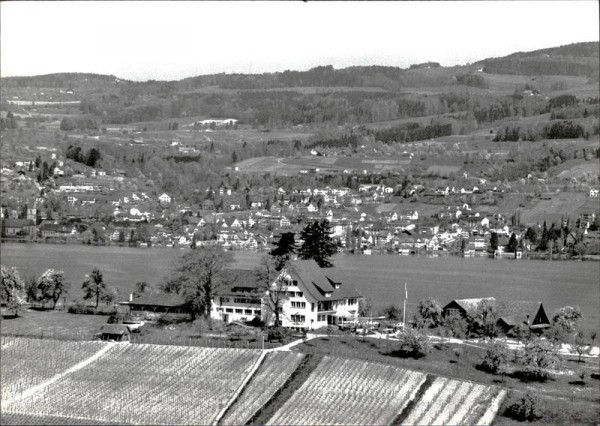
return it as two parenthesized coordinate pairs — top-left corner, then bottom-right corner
(105, 259), (551, 341)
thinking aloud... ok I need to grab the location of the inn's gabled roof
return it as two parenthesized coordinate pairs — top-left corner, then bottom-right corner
(288, 260), (362, 302)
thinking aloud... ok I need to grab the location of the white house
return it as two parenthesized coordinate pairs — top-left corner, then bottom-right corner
(590, 189), (599, 198)
(158, 193), (171, 205)
(272, 260), (363, 330)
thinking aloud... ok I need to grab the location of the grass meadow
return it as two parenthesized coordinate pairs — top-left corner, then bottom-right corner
(1, 243), (598, 331)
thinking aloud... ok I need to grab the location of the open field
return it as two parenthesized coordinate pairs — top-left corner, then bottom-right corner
(236, 155), (412, 174)
(2, 243), (599, 331)
(0, 310), (109, 339)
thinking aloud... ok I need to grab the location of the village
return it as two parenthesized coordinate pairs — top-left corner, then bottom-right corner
(2, 144), (599, 258)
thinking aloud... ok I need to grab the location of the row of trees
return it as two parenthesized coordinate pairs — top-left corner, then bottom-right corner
(1, 265), (116, 316)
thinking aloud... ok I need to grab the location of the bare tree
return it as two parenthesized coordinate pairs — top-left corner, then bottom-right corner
(255, 256), (289, 327)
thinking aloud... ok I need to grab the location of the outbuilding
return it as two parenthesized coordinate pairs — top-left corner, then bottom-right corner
(100, 324), (131, 342)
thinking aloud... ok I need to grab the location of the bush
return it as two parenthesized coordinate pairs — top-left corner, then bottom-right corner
(478, 340), (511, 379)
(267, 326), (292, 343)
(107, 310), (127, 324)
(504, 392), (541, 421)
(515, 338), (559, 382)
(67, 302), (115, 316)
(391, 327), (430, 359)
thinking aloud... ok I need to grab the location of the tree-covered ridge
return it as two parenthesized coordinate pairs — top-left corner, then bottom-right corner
(476, 42), (600, 77)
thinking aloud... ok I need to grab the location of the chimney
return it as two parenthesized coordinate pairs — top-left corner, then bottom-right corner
(129, 293), (133, 302)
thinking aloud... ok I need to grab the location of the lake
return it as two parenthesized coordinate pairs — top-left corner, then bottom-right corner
(2, 243), (598, 330)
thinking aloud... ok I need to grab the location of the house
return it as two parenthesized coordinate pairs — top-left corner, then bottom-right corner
(271, 260), (363, 330)
(120, 293), (189, 319)
(158, 193), (172, 205)
(442, 297), (497, 319)
(590, 189), (599, 198)
(3, 219), (36, 238)
(443, 297), (551, 334)
(99, 324), (130, 342)
(211, 270), (262, 323)
(496, 301), (551, 334)
(280, 216), (291, 227)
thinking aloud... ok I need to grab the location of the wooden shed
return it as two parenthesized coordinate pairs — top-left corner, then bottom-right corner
(100, 324), (131, 342)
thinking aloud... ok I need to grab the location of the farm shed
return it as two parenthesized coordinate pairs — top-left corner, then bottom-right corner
(442, 298), (551, 334)
(100, 324), (130, 342)
(442, 297), (497, 319)
(496, 301), (550, 333)
(120, 293), (190, 319)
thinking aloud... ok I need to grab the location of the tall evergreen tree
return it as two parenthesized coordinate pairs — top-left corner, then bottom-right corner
(270, 232), (297, 270)
(298, 220), (337, 268)
(507, 232), (518, 253)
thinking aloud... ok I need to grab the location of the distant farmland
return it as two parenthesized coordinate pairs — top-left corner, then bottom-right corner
(235, 155), (411, 175)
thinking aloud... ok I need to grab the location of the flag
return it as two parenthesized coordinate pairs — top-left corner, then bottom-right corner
(404, 282), (408, 299)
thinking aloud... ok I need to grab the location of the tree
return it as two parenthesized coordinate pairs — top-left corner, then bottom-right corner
(471, 299), (499, 338)
(549, 305), (583, 343)
(479, 340), (510, 378)
(37, 269), (69, 309)
(392, 327), (431, 359)
(383, 305), (401, 321)
(165, 247), (232, 320)
(517, 337), (559, 382)
(358, 297), (373, 317)
(1, 265), (26, 316)
(270, 232), (297, 270)
(82, 268), (107, 308)
(255, 256), (289, 327)
(506, 232), (518, 253)
(504, 392), (541, 422)
(442, 310), (467, 338)
(571, 331), (590, 363)
(135, 281), (150, 294)
(489, 232), (499, 253)
(414, 298), (442, 328)
(298, 220), (337, 267)
(552, 305), (582, 332)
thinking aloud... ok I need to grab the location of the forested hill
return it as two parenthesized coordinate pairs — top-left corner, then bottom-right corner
(476, 42), (599, 78)
(2, 42), (598, 91)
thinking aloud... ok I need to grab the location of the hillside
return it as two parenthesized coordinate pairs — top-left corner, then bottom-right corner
(476, 42), (600, 78)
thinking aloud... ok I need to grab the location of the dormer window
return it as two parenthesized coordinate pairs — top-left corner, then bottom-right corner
(325, 292), (332, 298)
(334, 283), (340, 289)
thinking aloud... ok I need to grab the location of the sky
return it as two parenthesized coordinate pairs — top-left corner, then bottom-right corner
(1, 1), (598, 81)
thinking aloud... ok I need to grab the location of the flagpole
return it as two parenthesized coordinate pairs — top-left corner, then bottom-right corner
(403, 282), (407, 330)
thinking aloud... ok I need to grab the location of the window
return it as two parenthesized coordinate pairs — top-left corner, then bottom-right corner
(221, 297), (230, 303)
(226, 308), (233, 313)
(348, 298), (357, 305)
(292, 280), (298, 286)
(216, 308), (223, 312)
(311, 303), (315, 312)
(291, 301), (306, 309)
(254, 309), (261, 315)
(296, 291), (303, 298)
(291, 315), (305, 323)
(244, 309), (253, 314)
(235, 309), (243, 314)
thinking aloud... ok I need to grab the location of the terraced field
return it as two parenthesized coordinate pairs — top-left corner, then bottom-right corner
(1, 337), (507, 425)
